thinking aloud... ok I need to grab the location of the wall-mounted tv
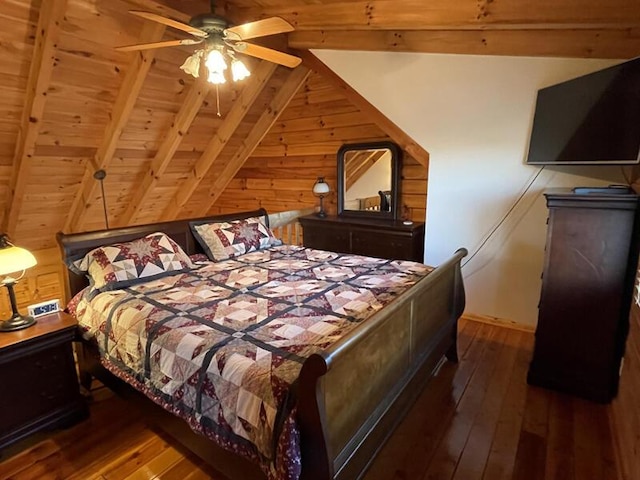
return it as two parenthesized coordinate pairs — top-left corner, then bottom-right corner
(526, 57), (640, 165)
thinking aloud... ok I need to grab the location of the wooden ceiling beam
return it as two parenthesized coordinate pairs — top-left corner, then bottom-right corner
(299, 51), (429, 167)
(161, 61), (279, 221)
(2, 0), (67, 238)
(63, 22), (165, 233)
(115, 76), (210, 227)
(228, 0), (640, 31)
(124, 0), (192, 23)
(197, 65), (311, 216)
(289, 28), (640, 59)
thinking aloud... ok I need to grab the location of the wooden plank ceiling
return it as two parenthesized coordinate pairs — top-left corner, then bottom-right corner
(0, 0), (638, 251)
(223, 0), (640, 58)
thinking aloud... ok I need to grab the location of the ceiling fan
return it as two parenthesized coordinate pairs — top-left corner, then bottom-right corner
(116, 2), (302, 81)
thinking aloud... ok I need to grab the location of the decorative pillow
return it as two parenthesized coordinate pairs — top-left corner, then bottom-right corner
(189, 253), (210, 264)
(71, 232), (194, 291)
(65, 287), (87, 316)
(190, 216), (280, 261)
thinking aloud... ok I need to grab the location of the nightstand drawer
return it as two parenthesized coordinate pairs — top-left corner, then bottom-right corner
(0, 342), (78, 433)
(0, 312), (87, 450)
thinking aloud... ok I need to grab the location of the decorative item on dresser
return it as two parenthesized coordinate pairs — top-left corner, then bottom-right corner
(0, 311), (87, 450)
(0, 235), (38, 332)
(312, 177), (330, 217)
(337, 141), (401, 220)
(299, 214), (425, 262)
(528, 186), (640, 403)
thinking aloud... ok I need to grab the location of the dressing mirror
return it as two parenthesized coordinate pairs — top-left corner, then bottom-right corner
(337, 141), (402, 219)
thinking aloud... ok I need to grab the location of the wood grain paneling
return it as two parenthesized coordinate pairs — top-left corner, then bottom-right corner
(3, 0), (67, 237)
(288, 29), (640, 59)
(64, 21), (165, 233)
(210, 57), (429, 222)
(228, 0), (640, 30)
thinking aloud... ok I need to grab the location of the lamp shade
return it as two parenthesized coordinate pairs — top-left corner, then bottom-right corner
(313, 177), (330, 195)
(180, 52), (201, 78)
(205, 49), (227, 74)
(231, 58), (251, 82)
(0, 244), (37, 276)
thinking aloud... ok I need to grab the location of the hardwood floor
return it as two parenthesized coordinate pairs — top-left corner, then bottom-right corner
(0, 319), (618, 480)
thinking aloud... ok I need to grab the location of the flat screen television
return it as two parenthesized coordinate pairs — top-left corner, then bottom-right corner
(526, 57), (640, 165)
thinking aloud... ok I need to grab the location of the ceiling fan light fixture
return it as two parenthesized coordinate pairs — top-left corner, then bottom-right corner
(231, 58), (250, 82)
(208, 70), (226, 84)
(205, 49), (227, 74)
(180, 51), (202, 78)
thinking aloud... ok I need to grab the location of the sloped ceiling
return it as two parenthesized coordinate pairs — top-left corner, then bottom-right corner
(1, 0), (639, 250)
(222, 0), (640, 58)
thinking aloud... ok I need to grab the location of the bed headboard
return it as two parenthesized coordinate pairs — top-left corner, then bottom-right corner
(56, 209), (268, 302)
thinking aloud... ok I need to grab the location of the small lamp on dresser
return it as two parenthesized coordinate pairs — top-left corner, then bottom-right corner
(313, 177), (330, 218)
(0, 234), (37, 332)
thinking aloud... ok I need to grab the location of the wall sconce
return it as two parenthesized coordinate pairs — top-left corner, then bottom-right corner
(0, 235), (37, 332)
(312, 177), (330, 218)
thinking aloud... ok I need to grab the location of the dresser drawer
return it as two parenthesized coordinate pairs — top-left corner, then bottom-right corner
(299, 215), (425, 262)
(0, 340), (79, 433)
(351, 230), (414, 261)
(302, 224), (351, 254)
(0, 313), (86, 450)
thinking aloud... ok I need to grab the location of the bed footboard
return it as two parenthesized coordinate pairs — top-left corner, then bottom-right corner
(297, 248), (467, 480)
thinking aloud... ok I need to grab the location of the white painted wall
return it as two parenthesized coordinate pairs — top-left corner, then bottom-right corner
(314, 51), (628, 327)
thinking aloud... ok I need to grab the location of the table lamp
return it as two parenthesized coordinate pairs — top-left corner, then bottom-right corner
(0, 235), (37, 332)
(313, 177), (330, 218)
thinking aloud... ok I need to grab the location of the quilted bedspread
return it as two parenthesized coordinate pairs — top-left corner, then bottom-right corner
(73, 244), (433, 479)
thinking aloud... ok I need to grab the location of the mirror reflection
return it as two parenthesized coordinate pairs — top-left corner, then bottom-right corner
(343, 149), (393, 212)
(337, 141), (401, 219)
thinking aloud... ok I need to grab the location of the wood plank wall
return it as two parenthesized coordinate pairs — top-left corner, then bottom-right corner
(610, 293), (640, 479)
(207, 70), (428, 222)
(0, 248), (66, 318)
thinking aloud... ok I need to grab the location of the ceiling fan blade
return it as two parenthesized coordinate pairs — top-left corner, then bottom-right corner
(129, 10), (208, 38)
(116, 38), (203, 52)
(234, 42), (301, 68)
(225, 17), (294, 41)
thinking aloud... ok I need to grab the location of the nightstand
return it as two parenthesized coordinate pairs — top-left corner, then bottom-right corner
(0, 311), (87, 451)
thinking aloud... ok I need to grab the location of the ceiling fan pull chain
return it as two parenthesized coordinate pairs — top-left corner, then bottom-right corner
(216, 85), (221, 117)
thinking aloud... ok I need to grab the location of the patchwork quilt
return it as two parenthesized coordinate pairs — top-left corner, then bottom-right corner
(72, 244), (433, 480)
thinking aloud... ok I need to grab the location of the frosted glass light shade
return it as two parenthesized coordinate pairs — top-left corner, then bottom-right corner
(313, 177), (330, 195)
(205, 49), (227, 73)
(0, 245), (37, 276)
(207, 70), (226, 84)
(180, 53), (201, 78)
(231, 59), (250, 81)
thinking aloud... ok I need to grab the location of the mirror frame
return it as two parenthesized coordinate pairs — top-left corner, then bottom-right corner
(337, 141), (402, 220)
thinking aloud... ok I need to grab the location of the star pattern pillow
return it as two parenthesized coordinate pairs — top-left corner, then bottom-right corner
(190, 217), (281, 262)
(72, 232), (194, 291)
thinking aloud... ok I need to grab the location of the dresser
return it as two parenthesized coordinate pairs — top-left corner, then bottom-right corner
(0, 312), (87, 450)
(299, 215), (425, 262)
(527, 187), (640, 403)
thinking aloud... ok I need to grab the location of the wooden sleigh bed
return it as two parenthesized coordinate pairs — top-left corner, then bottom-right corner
(57, 208), (467, 480)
